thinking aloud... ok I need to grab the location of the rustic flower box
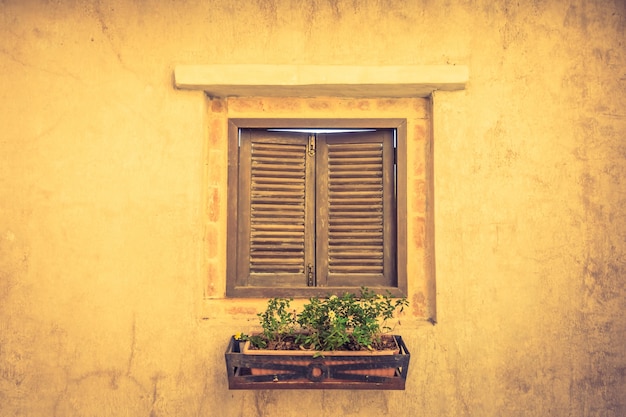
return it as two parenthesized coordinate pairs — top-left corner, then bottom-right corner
(224, 335), (410, 390)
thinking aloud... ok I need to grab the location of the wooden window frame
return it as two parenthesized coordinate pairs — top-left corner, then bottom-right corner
(226, 118), (407, 298)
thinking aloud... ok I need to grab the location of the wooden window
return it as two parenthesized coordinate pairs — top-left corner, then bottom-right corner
(227, 119), (407, 298)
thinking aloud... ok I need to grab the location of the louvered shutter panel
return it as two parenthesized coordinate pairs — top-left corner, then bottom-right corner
(237, 130), (314, 287)
(316, 130), (397, 287)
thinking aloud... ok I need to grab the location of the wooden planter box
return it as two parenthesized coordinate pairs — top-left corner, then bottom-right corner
(225, 335), (410, 390)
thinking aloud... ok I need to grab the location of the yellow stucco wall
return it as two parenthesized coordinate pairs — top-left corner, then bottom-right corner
(1, 1), (624, 416)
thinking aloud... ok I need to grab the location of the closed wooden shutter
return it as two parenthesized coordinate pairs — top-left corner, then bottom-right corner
(237, 130), (315, 287)
(316, 130), (396, 287)
(235, 128), (396, 291)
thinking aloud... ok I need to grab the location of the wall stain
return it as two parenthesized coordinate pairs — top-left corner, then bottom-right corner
(52, 315), (152, 416)
(54, 370), (151, 417)
(0, 361), (25, 387)
(254, 390), (277, 417)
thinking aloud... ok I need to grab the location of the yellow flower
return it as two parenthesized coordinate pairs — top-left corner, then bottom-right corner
(234, 332), (242, 340)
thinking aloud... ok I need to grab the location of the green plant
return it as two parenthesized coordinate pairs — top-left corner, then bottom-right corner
(248, 297), (297, 349)
(245, 288), (408, 352)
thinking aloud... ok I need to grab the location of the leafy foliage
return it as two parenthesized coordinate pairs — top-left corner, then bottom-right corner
(242, 288), (408, 352)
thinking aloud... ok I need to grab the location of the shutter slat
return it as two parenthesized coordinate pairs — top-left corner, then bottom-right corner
(329, 234), (382, 241)
(326, 205), (382, 212)
(328, 218), (381, 224)
(328, 239), (384, 245)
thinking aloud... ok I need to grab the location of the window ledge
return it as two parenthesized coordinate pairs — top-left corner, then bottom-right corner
(198, 297), (433, 330)
(174, 64), (468, 98)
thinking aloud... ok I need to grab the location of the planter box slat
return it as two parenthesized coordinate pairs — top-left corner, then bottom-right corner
(225, 335), (410, 390)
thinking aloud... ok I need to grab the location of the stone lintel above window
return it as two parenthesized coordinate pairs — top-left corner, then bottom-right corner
(174, 64), (468, 98)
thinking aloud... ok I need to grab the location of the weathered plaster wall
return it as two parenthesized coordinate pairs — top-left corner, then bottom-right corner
(0, 1), (624, 416)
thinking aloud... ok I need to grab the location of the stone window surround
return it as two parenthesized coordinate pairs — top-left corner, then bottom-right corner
(174, 64), (468, 326)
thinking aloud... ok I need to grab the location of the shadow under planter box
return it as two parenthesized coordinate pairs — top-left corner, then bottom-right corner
(224, 335), (410, 390)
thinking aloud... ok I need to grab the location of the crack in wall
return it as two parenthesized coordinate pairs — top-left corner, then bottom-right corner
(126, 314), (136, 376)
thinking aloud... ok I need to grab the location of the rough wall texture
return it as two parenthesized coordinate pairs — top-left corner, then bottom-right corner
(0, 0), (625, 416)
